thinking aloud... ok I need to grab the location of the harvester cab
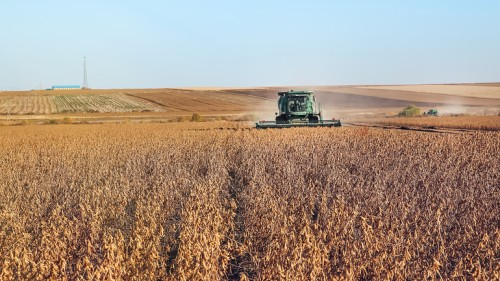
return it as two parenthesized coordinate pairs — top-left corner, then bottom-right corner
(256, 90), (341, 129)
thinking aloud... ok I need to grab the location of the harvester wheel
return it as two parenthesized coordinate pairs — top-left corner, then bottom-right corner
(276, 115), (288, 124)
(308, 115), (319, 123)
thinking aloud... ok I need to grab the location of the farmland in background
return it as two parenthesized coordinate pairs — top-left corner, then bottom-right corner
(0, 95), (57, 114)
(358, 84), (500, 99)
(0, 123), (498, 280)
(0, 93), (162, 115)
(53, 94), (162, 113)
(0, 83), (498, 122)
(125, 88), (272, 112)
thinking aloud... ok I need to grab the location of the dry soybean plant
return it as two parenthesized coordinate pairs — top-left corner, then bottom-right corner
(375, 116), (500, 131)
(0, 123), (498, 280)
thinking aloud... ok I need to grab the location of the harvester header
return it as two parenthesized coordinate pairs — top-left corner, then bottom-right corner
(256, 90), (341, 129)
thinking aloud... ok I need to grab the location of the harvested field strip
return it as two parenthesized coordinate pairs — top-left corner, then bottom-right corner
(125, 93), (169, 109)
(53, 94), (163, 113)
(128, 90), (273, 112)
(33, 96), (40, 113)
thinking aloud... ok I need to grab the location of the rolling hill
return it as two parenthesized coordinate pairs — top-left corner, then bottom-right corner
(0, 83), (498, 122)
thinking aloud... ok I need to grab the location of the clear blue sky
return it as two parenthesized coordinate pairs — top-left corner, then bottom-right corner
(1, 0), (499, 90)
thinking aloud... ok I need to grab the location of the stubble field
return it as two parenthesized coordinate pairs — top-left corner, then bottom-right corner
(0, 93), (163, 115)
(0, 122), (498, 280)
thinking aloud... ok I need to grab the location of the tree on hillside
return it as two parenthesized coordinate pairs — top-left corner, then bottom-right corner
(191, 113), (204, 122)
(398, 105), (421, 117)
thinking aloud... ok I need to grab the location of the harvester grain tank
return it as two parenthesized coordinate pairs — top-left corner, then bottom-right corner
(256, 90), (341, 128)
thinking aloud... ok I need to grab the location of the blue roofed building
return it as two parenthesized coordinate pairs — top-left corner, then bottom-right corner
(51, 85), (81, 90)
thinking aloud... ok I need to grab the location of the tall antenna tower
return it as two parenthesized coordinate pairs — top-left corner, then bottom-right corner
(82, 56), (89, 89)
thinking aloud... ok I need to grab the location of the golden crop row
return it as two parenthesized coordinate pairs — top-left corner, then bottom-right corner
(375, 116), (500, 131)
(0, 123), (498, 280)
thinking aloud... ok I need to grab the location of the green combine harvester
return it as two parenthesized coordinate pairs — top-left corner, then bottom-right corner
(256, 90), (341, 129)
(426, 109), (439, 116)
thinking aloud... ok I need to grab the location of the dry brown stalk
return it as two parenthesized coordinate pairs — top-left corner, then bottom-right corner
(0, 123), (498, 280)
